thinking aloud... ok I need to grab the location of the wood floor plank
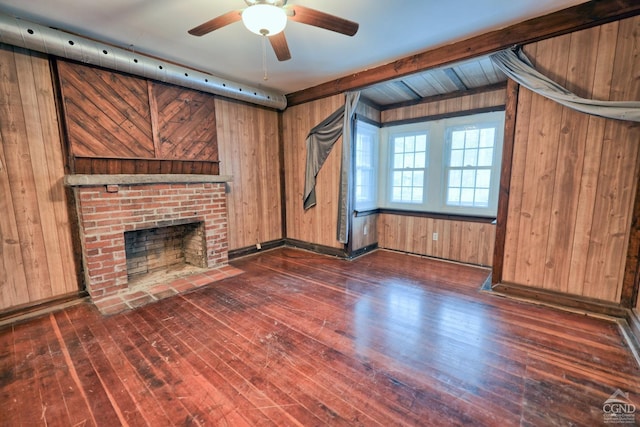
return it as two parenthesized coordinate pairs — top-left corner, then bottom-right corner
(1, 247), (639, 426)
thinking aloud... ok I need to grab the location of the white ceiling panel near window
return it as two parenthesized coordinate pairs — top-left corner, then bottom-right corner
(360, 55), (508, 108)
(452, 56), (507, 88)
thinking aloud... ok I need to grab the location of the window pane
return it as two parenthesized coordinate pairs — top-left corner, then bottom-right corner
(448, 188), (460, 204)
(449, 170), (462, 187)
(462, 170), (476, 187)
(479, 128), (495, 147)
(414, 152), (426, 169)
(404, 152), (415, 168)
(463, 148), (478, 166)
(402, 171), (413, 186)
(412, 187), (423, 202)
(413, 171), (424, 187)
(461, 188), (475, 205)
(476, 170), (491, 188)
(451, 131), (465, 149)
(465, 129), (479, 148)
(405, 136), (415, 153)
(478, 148), (493, 166)
(450, 150), (463, 167)
(416, 135), (427, 152)
(475, 189), (489, 206)
(401, 187), (412, 201)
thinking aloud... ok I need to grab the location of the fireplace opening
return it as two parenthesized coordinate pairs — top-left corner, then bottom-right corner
(124, 221), (207, 289)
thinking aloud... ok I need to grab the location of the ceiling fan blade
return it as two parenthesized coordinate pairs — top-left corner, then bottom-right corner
(269, 32), (291, 61)
(188, 10), (242, 36)
(288, 5), (359, 36)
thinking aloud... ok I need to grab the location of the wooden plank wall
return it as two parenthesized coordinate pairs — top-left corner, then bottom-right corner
(351, 214), (378, 251)
(381, 86), (506, 123)
(0, 45), (78, 311)
(501, 16), (640, 303)
(282, 94), (345, 249)
(375, 89), (505, 266)
(215, 98), (283, 251)
(378, 214), (495, 267)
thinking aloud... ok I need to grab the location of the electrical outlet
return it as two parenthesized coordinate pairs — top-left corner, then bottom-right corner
(256, 243), (262, 250)
(432, 232), (438, 241)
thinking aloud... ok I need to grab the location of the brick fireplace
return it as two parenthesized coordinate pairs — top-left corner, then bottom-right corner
(66, 174), (240, 313)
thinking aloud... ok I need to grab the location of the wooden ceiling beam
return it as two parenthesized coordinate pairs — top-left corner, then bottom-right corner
(286, 0), (640, 106)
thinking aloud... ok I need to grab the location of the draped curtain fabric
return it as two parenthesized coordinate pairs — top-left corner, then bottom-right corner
(337, 92), (360, 243)
(302, 91), (360, 244)
(490, 47), (640, 122)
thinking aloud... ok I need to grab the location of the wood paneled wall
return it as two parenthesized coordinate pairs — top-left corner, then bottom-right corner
(501, 16), (640, 303)
(282, 94), (345, 249)
(351, 214), (378, 252)
(378, 214), (495, 267)
(381, 87), (506, 124)
(215, 99), (282, 251)
(0, 45), (79, 311)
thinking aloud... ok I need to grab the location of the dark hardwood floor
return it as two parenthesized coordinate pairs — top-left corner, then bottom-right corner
(1, 248), (639, 426)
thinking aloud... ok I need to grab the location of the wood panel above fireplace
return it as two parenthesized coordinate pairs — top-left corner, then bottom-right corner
(56, 60), (219, 175)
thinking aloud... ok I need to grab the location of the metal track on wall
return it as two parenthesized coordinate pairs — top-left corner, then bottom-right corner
(0, 12), (288, 110)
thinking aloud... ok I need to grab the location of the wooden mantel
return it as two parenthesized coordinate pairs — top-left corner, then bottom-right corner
(64, 174), (232, 187)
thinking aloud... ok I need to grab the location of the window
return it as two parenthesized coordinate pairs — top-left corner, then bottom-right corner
(390, 132), (428, 203)
(354, 121), (378, 211)
(378, 111), (504, 217)
(445, 126), (497, 208)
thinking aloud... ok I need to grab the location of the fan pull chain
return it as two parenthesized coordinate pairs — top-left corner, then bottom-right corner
(262, 36), (269, 81)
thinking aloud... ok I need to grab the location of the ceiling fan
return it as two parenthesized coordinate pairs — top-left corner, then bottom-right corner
(188, 0), (359, 62)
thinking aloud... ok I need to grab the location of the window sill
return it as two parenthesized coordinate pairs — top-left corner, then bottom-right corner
(355, 208), (496, 224)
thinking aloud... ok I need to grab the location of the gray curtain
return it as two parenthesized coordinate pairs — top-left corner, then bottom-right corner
(490, 47), (640, 123)
(337, 92), (360, 243)
(303, 106), (344, 210)
(302, 91), (360, 244)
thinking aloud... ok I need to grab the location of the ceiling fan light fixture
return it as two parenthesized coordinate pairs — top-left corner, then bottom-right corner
(242, 4), (287, 36)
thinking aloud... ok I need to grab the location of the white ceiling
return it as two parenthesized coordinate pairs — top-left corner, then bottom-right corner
(0, 0), (587, 96)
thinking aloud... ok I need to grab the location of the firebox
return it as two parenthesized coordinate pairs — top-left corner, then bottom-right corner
(124, 221), (207, 289)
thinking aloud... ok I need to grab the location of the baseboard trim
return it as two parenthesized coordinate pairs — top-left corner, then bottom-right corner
(284, 238), (348, 258)
(349, 243), (378, 259)
(0, 290), (89, 329)
(490, 282), (629, 318)
(228, 239), (285, 260)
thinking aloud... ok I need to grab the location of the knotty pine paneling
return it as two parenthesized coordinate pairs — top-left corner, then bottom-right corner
(0, 45), (79, 311)
(381, 87), (506, 123)
(378, 214), (495, 266)
(149, 82), (218, 161)
(215, 98), (282, 251)
(282, 94), (345, 249)
(502, 16), (640, 303)
(57, 60), (155, 159)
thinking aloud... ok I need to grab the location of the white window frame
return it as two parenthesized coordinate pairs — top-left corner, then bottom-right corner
(388, 131), (429, 205)
(353, 120), (379, 211)
(378, 111), (504, 217)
